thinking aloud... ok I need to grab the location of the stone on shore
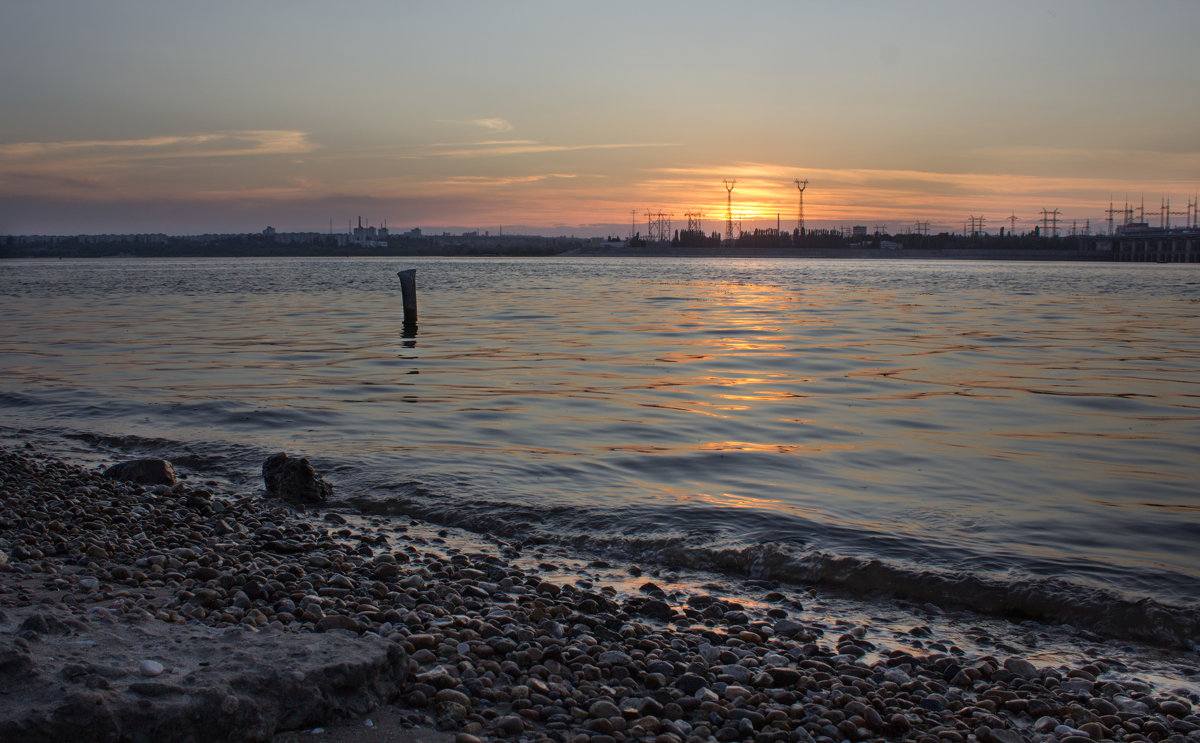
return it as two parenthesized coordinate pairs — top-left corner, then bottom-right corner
(138, 659), (164, 677)
(262, 452), (332, 504)
(0, 606), (406, 743)
(103, 458), (177, 485)
(1003, 656), (1039, 680)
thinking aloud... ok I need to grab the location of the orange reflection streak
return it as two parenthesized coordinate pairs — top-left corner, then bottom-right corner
(670, 491), (848, 526)
(714, 393), (797, 402)
(716, 342), (787, 352)
(685, 491), (786, 510)
(699, 440), (858, 455)
(703, 375), (788, 384)
(636, 279), (829, 419)
(604, 439), (857, 457)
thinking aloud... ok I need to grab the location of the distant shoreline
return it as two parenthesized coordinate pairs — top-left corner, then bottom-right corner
(1, 244), (1121, 261)
(0, 227), (1146, 262)
(560, 245), (1115, 261)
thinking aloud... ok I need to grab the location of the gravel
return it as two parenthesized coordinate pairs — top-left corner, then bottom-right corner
(2, 446), (1198, 742)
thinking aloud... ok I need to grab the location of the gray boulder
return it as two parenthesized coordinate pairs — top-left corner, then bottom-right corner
(262, 453), (331, 504)
(0, 606), (407, 743)
(103, 459), (177, 486)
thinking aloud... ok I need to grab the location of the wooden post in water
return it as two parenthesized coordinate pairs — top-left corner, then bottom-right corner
(397, 269), (417, 334)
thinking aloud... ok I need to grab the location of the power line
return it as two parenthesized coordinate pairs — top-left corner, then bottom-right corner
(643, 210), (674, 243)
(1040, 208), (1061, 238)
(723, 179), (736, 242)
(794, 179), (808, 234)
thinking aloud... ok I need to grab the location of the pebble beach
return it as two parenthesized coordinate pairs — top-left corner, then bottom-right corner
(1, 445), (1198, 743)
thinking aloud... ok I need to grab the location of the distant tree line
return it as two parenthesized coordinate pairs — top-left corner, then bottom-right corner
(1, 233), (580, 259)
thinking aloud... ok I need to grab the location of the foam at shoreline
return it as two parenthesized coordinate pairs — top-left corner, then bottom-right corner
(349, 492), (1200, 651)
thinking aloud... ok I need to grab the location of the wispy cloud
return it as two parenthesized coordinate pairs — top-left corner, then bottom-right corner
(430, 140), (679, 159)
(433, 173), (579, 187)
(0, 135), (211, 158)
(0, 131), (322, 202)
(435, 118), (516, 133)
(475, 139), (540, 146)
(0, 130), (318, 160)
(426, 139), (540, 148)
(471, 118), (513, 132)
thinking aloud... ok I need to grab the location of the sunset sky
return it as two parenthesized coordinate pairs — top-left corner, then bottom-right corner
(2, 0), (1198, 237)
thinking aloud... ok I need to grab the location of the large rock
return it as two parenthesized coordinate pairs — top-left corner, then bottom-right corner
(0, 606), (406, 743)
(262, 453), (332, 504)
(103, 459), (177, 486)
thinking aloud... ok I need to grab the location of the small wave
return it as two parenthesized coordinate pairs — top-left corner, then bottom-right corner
(761, 549), (1200, 650)
(61, 431), (261, 484)
(0, 391), (40, 408)
(348, 489), (1199, 649)
(565, 535), (1199, 650)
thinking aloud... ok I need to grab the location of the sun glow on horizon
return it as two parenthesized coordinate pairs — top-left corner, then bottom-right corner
(619, 163), (1200, 237)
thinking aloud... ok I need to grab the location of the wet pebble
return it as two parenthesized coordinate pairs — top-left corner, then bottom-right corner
(138, 660), (164, 677)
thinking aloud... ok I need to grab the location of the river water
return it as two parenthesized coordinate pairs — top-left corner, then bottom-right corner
(1, 257), (1198, 645)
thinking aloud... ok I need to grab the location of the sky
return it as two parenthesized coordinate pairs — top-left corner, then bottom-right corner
(1, 0), (1198, 237)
